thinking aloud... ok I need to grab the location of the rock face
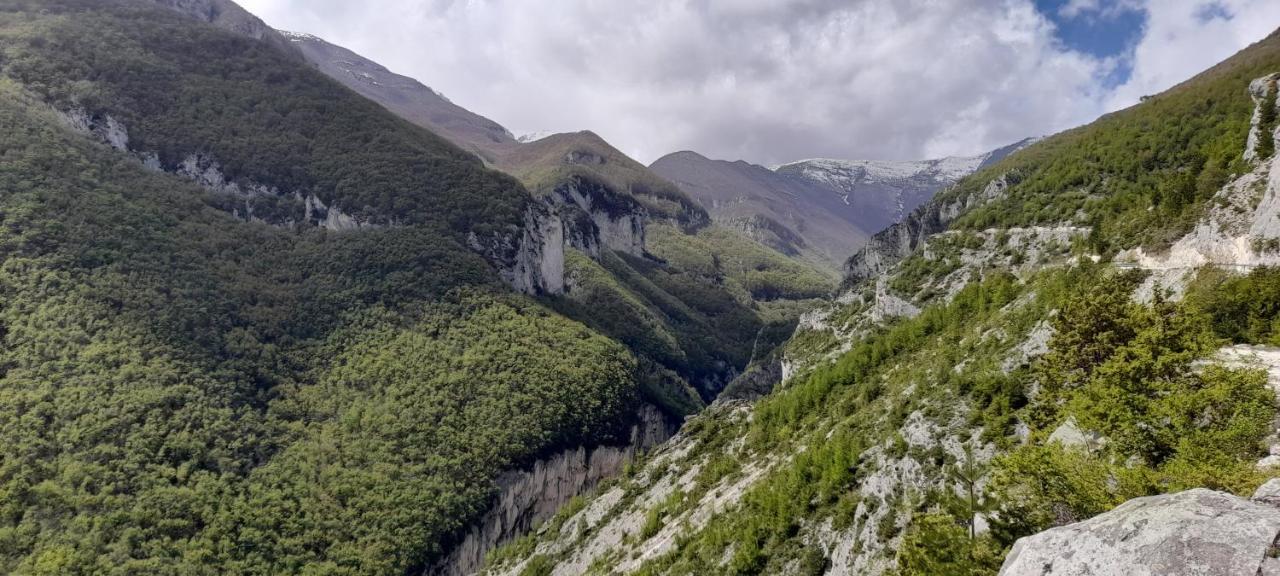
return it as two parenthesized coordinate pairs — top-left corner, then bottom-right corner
(844, 175), (1009, 287)
(999, 489), (1280, 576)
(495, 204), (567, 296)
(548, 176), (647, 258)
(1246, 73), (1280, 162)
(1116, 73), (1280, 304)
(429, 405), (676, 576)
(1046, 417), (1106, 452)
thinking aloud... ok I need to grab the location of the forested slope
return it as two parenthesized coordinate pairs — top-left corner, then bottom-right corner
(281, 30), (837, 406)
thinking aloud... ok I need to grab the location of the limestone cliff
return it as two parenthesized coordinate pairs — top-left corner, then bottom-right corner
(429, 404), (676, 576)
(548, 175), (648, 259)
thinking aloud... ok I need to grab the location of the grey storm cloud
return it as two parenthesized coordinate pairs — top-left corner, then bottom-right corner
(240, 0), (1280, 165)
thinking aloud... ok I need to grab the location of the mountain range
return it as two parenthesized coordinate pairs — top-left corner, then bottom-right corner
(5, 1), (1280, 575)
(650, 140), (1033, 269)
(281, 29), (1018, 272)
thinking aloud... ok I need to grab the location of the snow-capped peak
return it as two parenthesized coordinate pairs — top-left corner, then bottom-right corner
(775, 154), (986, 189)
(279, 30), (320, 42)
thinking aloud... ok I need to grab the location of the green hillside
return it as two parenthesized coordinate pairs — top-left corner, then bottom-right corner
(0, 1), (641, 573)
(277, 26), (839, 409)
(942, 30), (1280, 253)
(502, 133), (833, 404)
(479, 27), (1280, 576)
(0, 0), (529, 235)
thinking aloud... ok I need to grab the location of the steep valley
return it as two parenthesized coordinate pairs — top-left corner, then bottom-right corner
(478, 26), (1280, 576)
(4, 1), (1280, 575)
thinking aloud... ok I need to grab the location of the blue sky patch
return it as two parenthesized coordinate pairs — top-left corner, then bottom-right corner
(1195, 2), (1234, 23)
(1033, 0), (1147, 87)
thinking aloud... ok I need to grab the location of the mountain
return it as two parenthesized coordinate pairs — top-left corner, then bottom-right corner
(11, 1), (1279, 575)
(282, 31), (519, 162)
(648, 151), (864, 267)
(281, 30), (705, 227)
(0, 0), (823, 572)
(650, 139), (1035, 270)
(280, 27), (836, 410)
(0, 1), (666, 573)
(480, 27), (1280, 576)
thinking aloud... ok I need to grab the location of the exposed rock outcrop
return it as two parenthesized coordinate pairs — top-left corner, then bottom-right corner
(844, 175), (1009, 287)
(548, 176), (647, 258)
(1246, 73), (1280, 162)
(718, 354), (785, 402)
(430, 404), (675, 576)
(59, 107), (567, 295)
(482, 403), (777, 576)
(999, 489), (1280, 576)
(1046, 417), (1106, 452)
(1118, 72), (1280, 303)
(60, 108), (130, 151)
(476, 202), (567, 296)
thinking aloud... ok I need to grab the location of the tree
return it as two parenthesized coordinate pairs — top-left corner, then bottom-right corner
(950, 444), (988, 540)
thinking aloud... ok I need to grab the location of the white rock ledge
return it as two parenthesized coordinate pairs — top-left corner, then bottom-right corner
(999, 488), (1280, 576)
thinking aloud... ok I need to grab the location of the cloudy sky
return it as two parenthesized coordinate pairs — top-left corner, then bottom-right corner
(239, 0), (1280, 166)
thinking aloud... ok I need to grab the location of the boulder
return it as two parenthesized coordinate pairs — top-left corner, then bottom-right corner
(1046, 417), (1106, 452)
(999, 489), (1280, 576)
(1255, 478), (1280, 508)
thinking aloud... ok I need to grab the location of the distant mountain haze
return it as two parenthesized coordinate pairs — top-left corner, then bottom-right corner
(650, 139), (1035, 269)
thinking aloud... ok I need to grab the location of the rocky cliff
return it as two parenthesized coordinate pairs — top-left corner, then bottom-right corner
(548, 175), (648, 258)
(429, 404), (676, 576)
(1114, 73), (1280, 303)
(843, 175), (1009, 287)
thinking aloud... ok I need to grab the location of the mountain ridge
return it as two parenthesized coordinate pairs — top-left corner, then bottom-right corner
(649, 138), (1035, 270)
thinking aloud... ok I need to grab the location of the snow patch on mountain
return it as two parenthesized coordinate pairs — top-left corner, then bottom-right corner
(517, 130), (557, 144)
(774, 154), (987, 188)
(279, 30), (319, 42)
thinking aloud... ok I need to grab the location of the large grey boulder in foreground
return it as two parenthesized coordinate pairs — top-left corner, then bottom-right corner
(999, 488), (1280, 576)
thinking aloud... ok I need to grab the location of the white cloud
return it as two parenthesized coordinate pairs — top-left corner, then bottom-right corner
(237, 0), (1278, 165)
(1058, 0), (1143, 21)
(1106, 0), (1280, 110)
